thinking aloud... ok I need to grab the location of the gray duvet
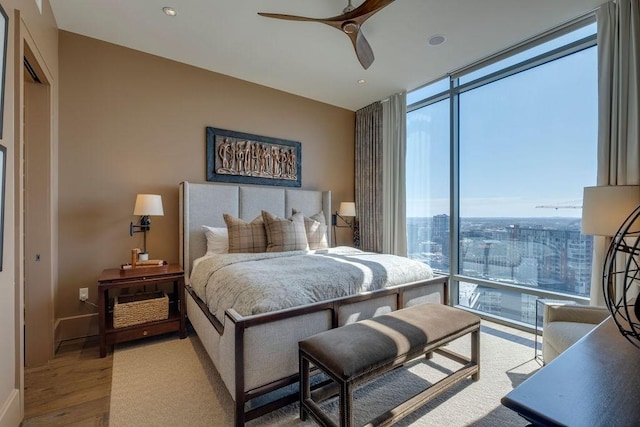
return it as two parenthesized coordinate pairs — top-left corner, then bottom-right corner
(189, 247), (434, 324)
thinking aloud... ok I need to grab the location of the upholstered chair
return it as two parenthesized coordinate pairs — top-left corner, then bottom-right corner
(542, 304), (610, 364)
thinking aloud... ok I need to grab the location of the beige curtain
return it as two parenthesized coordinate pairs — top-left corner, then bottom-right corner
(355, 102), (383, 253)
(591, 0), (640, 305)
(382, 92), (407, 256)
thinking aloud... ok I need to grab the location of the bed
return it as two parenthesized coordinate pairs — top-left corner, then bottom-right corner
(179, 181), (448, 426)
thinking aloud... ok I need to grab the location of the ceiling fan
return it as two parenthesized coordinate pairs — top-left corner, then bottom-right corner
(258, 0), (396, 70)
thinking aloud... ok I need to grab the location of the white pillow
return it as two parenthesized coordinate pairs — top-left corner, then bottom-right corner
(202, 225), (229, 254)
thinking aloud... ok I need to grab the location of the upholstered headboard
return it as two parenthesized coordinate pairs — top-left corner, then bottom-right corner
(179, 181), (331, 278)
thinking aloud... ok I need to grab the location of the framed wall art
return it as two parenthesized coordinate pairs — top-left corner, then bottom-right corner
(206, 127), (302, 187)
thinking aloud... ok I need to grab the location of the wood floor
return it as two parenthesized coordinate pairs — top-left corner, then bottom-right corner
(22, 336), (112, 426)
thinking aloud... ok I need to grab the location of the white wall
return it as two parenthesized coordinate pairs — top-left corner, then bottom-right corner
(0, 1), (18, 422)
(0, 0), (58, 425)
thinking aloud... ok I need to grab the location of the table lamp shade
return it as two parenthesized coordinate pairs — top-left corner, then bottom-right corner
(133, 194), (164, 216)
(582, 186), (640, 236)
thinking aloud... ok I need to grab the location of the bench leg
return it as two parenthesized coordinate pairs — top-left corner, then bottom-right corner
(339, 381), (353, 427)
(471, 329), (480, 381)
(300, 354), (310, 421)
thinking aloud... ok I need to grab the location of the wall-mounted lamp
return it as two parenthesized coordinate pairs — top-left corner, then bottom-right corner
(129, 194), (164, 256)
(332, 202), (356, 229)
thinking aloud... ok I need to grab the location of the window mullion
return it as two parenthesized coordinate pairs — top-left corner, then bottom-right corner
(449, 78), (460, 306)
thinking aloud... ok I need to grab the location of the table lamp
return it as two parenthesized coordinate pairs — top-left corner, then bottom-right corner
(583, 185), (640, 349)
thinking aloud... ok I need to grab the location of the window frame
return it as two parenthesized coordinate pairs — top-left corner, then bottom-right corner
(407, 16), (597, 326)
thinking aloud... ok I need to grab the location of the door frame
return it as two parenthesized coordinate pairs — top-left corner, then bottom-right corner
(16, 13), (57, 369)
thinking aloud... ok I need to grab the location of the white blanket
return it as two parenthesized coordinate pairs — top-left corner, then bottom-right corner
(189, 247), (434, 324)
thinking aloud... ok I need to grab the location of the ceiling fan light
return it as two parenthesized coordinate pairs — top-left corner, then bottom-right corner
(162, 7), (177, 17)
(342, 21), (359, 34)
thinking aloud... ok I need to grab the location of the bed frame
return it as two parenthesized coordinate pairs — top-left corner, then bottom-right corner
(179, 181), (448, 426)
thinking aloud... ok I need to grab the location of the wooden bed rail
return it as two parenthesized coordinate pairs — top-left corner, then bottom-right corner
(227, 275), (448, 329)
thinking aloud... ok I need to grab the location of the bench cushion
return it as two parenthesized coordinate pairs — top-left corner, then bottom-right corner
(299, 303), (480, 381)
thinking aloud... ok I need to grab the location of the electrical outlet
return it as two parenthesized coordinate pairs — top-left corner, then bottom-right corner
(79, 288), (89, 302)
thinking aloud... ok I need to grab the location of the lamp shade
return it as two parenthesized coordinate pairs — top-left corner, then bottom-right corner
(338, 202), (356, 217)
(133, 194), (164, 216)
(581, 186), (640, 236)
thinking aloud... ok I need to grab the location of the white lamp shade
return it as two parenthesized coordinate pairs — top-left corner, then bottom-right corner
(133, 194), (164, 216)
(582, 186), (640, 236)
(338, 202), (356, 217)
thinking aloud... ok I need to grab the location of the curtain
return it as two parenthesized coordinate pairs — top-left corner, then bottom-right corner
(591, 0), (640, 305)
(355, 102), (383, 253)
(382, 92), (408, 256)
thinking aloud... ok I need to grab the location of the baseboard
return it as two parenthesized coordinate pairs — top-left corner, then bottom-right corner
(54, 313), (99, 347)
(0, 389), (21, 427)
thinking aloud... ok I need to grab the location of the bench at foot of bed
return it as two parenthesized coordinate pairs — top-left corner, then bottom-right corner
(298, 303), (480, 427)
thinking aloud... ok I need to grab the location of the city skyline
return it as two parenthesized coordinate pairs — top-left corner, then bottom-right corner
(407, 215), (593, 298)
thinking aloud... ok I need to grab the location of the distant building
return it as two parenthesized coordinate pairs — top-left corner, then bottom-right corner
(408, 216), (593, 325)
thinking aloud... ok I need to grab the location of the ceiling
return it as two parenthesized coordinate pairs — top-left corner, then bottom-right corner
(49, 0), (603, 111)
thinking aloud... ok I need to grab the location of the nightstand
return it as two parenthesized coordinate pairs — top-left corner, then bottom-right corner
(98, 264), (186, 358)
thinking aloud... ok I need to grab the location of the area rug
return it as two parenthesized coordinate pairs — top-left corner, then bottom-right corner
(109, 321), (539, 426)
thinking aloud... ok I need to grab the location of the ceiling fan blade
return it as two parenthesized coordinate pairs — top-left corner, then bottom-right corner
(346, 30), (374, 69)
(259, 0), (394, 69)
(257, 12), (323, 23)
(260, 0), (395, 25)
(320, 0), (396, 24)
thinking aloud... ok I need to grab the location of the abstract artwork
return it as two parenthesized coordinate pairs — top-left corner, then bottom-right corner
(206, 127), (301, 187)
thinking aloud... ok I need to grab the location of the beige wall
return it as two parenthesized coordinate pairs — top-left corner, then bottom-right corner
(0, 4), (353, 423)
(57, 32), (355, 331)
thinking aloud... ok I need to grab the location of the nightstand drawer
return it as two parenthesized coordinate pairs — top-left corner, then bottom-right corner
(108, 317), (180, 344)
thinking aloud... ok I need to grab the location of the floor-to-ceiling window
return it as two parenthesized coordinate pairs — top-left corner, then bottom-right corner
(407, 19), (597, 328)
(406, 80), (450, 271)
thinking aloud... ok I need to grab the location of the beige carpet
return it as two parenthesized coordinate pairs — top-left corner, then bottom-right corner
(109, 321), (539, 426)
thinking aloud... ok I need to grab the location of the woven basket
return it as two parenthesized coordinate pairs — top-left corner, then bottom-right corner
(113, 291), (168, 328)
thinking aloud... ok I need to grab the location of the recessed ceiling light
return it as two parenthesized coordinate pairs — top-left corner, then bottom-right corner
(163, 7), (177, 17)
(428, 34), (446, 46)
(358, 79), (366, 85)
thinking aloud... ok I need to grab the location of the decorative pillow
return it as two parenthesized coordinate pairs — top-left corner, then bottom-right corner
(223, 214), (267, 253)
(261, 210), (309, 252)
(202, 225), (228, 254)
(292, 209), (329, 250)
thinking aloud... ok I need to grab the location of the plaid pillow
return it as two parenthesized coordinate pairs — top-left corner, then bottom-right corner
(292, 209), (329, 250)
(262, 210), (309, 252)
(223, 214), (267, 253)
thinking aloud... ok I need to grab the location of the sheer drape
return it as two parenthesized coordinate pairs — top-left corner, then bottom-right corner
(382, 92), (408, 256)
(355, 102), (383, 253)
(591, 0), (640, 305)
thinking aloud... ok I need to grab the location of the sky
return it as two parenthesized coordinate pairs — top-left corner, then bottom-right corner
(406, 24), (598, 219)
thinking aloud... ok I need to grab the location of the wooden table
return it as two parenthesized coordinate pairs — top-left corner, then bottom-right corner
(501, 317), (640, 426)
(98, 264), (186, 357)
